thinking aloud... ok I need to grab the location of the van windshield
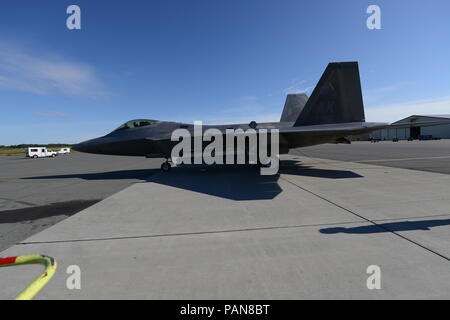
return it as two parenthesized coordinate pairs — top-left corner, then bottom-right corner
(114, 119), (158, 131)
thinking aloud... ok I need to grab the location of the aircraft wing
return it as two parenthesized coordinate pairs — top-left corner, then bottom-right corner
(278, 122), (387, 134)
(277, 122), (388, 148)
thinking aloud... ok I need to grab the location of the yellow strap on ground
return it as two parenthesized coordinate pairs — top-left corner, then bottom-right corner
(0, 255), (57, 300)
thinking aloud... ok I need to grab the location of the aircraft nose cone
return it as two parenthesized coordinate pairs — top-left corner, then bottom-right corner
(73, 138), (102, 154)
(72, 141), (89, 153)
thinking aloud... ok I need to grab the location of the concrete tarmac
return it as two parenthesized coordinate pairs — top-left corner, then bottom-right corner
(0, 153), (161, 252)
(295, 140), (450, 175)
(0, 154), (449, 299)
(3, 141), (450, 254)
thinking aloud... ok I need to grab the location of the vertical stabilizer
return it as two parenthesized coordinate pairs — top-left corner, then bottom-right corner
(280, 93), (308, 123)
(294, 62), (365, 126)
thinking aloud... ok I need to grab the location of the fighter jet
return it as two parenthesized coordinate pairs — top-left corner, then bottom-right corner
(73, 62), (388, 172)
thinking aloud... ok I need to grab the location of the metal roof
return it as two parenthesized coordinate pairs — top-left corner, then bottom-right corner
(393, 115), (450, 124)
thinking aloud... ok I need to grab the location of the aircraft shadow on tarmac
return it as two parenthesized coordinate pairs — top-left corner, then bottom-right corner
(23, 169), (160, 181)
(279, 160), (363, 179)
(23, 161), (362, 201)
(0, 200), (100, 225)
(320, 219), (450, 234)
(147, 161), (362, 200)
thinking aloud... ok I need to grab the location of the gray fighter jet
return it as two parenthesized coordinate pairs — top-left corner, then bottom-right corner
(73, 62), (388, 171)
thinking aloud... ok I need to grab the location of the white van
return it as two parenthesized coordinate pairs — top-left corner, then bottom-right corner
(57, 148), (71, 154)
(26, 147), (57, 158)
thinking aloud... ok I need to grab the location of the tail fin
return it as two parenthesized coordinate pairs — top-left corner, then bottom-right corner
(280, 93), (308, 123)
(294, 62), (365, 126)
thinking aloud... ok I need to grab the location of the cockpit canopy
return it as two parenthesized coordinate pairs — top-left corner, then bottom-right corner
(114, 119), (158, 131)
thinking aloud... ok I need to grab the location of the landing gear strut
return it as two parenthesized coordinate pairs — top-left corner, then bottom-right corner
(161, 160), (172, 172)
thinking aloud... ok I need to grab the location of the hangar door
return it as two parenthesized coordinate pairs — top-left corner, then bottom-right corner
(410, 126), (421, 139)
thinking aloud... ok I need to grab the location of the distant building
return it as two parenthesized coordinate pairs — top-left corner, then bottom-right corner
(356, 115), (450, 141)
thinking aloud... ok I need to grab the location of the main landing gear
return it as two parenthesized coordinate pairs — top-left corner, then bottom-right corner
(161, 160), (172, 172)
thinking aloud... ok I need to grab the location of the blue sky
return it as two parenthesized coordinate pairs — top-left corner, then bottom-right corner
(1, 0), (450, 145)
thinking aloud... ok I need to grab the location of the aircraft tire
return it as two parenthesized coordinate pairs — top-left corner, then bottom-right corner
(161, 162), (171, 172)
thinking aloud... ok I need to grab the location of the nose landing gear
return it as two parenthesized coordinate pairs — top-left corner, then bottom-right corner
(161, 160), (172, 172)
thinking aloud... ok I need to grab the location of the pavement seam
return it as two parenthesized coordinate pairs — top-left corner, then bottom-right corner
(16, 220), (366, 245)
(280, 176), (450, 262)
(15, 214), (450, 246)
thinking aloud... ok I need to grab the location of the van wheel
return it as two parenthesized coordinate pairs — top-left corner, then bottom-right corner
(52, 154), (56, 157)
(33, 155), (38, 159)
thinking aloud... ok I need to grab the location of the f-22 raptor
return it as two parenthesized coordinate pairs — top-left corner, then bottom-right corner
(73, 62), (388, 172)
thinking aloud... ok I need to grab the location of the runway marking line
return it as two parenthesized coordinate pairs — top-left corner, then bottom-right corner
(359, 155), (450, 163)
(291, 154), (450, 165)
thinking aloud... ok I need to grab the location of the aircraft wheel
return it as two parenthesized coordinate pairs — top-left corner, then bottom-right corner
(161, 162), (171, 172)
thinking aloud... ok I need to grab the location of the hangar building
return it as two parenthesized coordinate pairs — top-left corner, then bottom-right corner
(368, 115), (450, 141)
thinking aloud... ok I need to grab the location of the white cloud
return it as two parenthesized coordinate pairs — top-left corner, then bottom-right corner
(366, 96), (450, 123)
(171, 95), (281, 125)
(197, 113), (281, 125)
(364, 82), (413, 106)
(33, 110), (70, 118)
(0, 45), (111, 98)
(283, 79), (312, 95)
